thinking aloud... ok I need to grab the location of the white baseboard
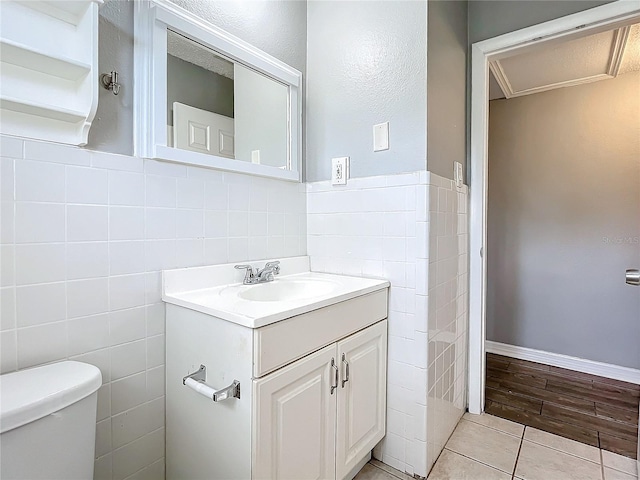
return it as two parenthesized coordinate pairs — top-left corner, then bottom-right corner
(485, 341), (640, 386)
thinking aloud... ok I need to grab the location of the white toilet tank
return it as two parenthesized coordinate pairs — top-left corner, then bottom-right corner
(0, 361), (102, 480)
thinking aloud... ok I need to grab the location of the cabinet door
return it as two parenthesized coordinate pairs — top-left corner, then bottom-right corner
(336, 320), (387, 479)
(253, 344), (338, 480)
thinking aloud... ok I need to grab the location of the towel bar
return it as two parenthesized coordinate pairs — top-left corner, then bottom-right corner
(183, 365), (240, 402)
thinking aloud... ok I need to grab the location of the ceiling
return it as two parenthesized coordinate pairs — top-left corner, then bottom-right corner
(167, 30), (234, 80)
(489, 22), (640, 101)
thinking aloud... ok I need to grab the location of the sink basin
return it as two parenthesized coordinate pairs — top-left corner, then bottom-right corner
(236, 278), (339, 302)
(218, 277), (340, 303)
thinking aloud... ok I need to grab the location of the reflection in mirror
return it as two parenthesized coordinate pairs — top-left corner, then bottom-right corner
(166, 30), (289, 169)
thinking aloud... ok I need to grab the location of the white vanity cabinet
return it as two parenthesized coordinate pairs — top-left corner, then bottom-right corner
(164, 267), (389, 480)
(253, 320), (387, 480)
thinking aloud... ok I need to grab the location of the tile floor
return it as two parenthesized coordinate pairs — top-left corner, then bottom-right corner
(355, 413), (639, 480)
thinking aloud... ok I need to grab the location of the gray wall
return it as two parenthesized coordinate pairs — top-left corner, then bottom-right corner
(87, 0), (307, 156)
(305, 1), (427, 182)
(88, 0), (134, 155)
(487, 72), (640, 369)
(167, 55), (234, 125)
(468, 0), (614, 44)
(427, 0), (467, 181)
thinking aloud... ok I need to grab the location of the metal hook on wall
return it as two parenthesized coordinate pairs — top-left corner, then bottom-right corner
(100, 70), (121, 95)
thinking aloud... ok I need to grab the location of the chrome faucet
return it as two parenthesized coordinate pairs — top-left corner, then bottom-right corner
(235, 261), (280, 285)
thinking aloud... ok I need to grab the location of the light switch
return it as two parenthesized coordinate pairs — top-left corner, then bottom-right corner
(331, 157), (349, 185)
(251, 150), (261, 165)
(373, 122), (389, 152)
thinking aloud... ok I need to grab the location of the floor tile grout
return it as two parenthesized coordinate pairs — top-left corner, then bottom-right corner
(442, 447), (513, 476)
(420, 411), (639, 480)
(599, 448), (605, 480)
(511, 428), (525, 479)
(460, 417), (524, 438)
(520, 438), (602, 465)
(368, 460), (406, 480)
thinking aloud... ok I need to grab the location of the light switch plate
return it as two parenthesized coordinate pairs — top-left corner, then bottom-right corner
(331, 157), (349, 185)
(373, 122), (389, 152)
(251, 150), (261, 165)
(454, 161), (463, 188)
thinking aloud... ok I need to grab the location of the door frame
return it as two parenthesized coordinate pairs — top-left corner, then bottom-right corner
(468, 1), (640, 415)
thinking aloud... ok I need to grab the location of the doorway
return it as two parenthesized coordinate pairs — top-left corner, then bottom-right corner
(468, 0), (640, 415)
(468, 0), (640, 460)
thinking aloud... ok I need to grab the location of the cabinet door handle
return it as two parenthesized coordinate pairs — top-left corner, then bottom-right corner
(331, 357), (339, 395)
(341, 353), (349, 388)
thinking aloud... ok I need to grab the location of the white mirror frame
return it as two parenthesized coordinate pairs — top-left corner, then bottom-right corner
(134, 0), (302, 182)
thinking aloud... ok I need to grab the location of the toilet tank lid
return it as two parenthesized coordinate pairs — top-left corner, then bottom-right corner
(0, 361), (102, 434)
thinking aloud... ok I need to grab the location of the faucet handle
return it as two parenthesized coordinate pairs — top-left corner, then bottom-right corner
(234, 265), (255, 284)
(264, 261), (280, 274)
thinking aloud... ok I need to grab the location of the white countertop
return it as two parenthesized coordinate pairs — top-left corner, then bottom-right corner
(162, 257), (390, 328)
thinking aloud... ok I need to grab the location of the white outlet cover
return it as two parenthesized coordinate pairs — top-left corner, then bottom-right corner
(331, 157), (349, 185)
(373, 122), (389, 152)
(454, 161), (463, 188)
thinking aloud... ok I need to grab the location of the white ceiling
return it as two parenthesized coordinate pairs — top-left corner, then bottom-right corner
(167, 30), (234, 80)
(490, 22), (640, 101)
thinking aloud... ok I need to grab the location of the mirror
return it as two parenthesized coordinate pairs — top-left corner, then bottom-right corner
(167, 31), (289, 169)
(134, 0), (302, 182)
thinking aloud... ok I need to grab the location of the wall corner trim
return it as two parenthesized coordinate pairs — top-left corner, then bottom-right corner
(485, 341), (640, 385)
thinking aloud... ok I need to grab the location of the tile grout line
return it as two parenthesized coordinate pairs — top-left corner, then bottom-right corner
(522, 440), (603, 465)
(520, 434), (604, 465)
(367, 461), (406, 480)
(461, 419), (524, 439)
(511, 426), (525, 479)
(442, 448), (514, 477)
(599, 447), (605, 480)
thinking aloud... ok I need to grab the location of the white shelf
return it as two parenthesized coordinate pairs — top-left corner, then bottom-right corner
(0, 0), (99, 145)
(18, 0), (98, 26)
(0, 96), (85, 123)
(0, 39), (91, 81)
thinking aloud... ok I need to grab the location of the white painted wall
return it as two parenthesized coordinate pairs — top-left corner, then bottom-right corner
(487, 72), (640, 369)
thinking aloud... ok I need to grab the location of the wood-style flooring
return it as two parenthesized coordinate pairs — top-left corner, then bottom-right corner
(485, 353), (639, 459)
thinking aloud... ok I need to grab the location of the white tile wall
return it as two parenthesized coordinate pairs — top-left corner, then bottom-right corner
(0, 135), (306, 480)
(307, 171), (469, 479)
(425, 173), (469, 475)
(307, 172), (429, 477)
(2, 133), (470, 479)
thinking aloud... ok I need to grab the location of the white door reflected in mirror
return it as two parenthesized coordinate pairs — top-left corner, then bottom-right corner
(173, 102), (235, 158)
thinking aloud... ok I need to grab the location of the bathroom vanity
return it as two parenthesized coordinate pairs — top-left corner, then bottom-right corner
(162, 257), (390, 480)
